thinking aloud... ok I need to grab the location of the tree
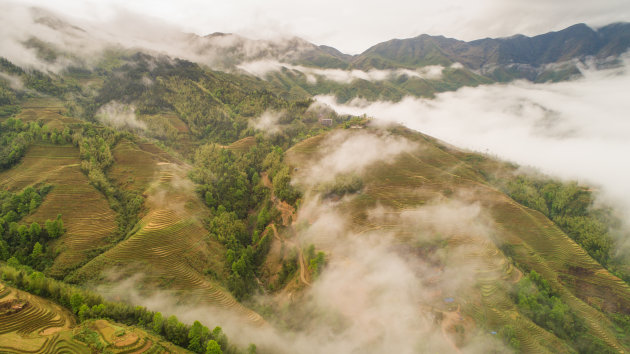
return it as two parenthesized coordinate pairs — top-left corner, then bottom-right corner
(45, 214), (64, 238)
(29, 222), (41, 238)
(31, 242), (43, 258)
(205, 340), (223, 354)
(78, 304), (91, 321)
(165, 315), (179, 342)
(188, 321), (204, 353)
(70, 293), (84, 313)
(152, 312), (164, 334)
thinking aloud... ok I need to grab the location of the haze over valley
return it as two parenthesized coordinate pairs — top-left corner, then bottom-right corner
(1, 1), (630, 353)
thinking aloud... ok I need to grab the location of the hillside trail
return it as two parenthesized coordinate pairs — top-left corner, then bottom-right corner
(261, 172), (310, 287)
(440, 304), (464, 354)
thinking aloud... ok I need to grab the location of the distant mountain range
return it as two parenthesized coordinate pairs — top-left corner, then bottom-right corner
(182, 22), (630, 84)
(294, 22), (630, 80)
(352, 23), (630, 69)
(2, 7), (630, 101)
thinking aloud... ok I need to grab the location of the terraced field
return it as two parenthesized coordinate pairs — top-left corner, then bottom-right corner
(0, 283), (88, 353)
(75, 147), (265, 325)
(107, 139), (162, 193)
(87, 319), (185, 353)
(227, 136), (257, 153)
(286, 127), (630, 352)
(13, 97), (83, 130)
(0, 283), (184, 353)
(0, 144), (118, 278)
(139, 112), (196, 155)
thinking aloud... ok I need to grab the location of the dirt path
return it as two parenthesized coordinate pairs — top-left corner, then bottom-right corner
(440, 305), (463, 354)
(270, 224), (310, 286)
(261, 172), (295, 226)
(262, 172), (310, 287)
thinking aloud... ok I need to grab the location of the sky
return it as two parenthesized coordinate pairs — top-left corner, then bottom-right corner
(16, 0), (630, 54)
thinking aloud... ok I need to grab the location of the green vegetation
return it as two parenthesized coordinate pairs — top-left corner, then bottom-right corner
(513, 271), (615, 353)
(306, 245), (326, 278)
(194, 141), (297, 300)
(501, 175), (629, 282)
(2, 40), (630, 354)
(0, 118), (73, 171)
(0, 184), (64, 270)
(0, 264), (241, 353)
(0, 57), (77, 98)
(75, 124), (144, 237)
(317, 174), (363, 198)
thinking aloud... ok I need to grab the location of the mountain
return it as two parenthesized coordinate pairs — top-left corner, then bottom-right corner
(1, 6), (630, 353)
(351, 22), (630, 80)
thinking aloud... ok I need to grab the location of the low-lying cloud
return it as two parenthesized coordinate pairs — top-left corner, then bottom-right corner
(97, 196), (507, 353)
(238, 60), (445, 83)
(316, 58), (630, 221)
(0, 72), (26, 91)
(249, 110), (283, 134)
(96, 101), (146, 131)
(0, 3), (322, 73)
(292, 129), (417, 186)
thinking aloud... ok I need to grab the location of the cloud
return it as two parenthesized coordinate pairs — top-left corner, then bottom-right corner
(248, 110), (283, 134)
(291, 129), (417, 187)
(96, 194), (507, 353)
(278, 193), (508, 353)
(315, 58), (630, 223)
(96, 101), (146, 131)
(18, 0), (630, 54)
(0, 3), (322, 72)
(238, 60), (444, 83)
(0, 72), (25, 91)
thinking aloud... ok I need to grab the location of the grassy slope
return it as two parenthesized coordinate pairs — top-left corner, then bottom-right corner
(0, 282), (185, 353)
(0, 125), (118, 279)
(71, 138), (264, 325)
(285, 126), (630, 353)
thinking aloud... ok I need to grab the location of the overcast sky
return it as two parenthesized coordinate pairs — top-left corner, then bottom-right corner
(16, 0), (630, 54)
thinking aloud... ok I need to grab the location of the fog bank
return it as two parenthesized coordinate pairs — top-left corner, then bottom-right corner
(316, 59), (630, 219)
(238, 60), (445, 83)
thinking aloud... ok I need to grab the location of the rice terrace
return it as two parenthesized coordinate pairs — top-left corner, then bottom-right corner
(1, 1), (630, 353)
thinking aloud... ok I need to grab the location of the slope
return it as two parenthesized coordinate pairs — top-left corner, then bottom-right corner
(0, 100), (118, 278)
(71, 138), (264, 325)
(283, 126), (630, 353)
(0, 281), (186, 353)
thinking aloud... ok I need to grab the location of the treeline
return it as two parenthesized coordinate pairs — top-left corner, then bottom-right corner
(510, 270), (616, 353)
(87, 52), (334, 146)
(73, 123), (144, 237)
(317, 174), (364, 199)
(0, 118), (73, 171)
(0, 57), (79, 98)
(0, 264), (250, 354)
(192, 140), (300, 300)
(0, 185), (64, 270)
(501, 175), (629, 282)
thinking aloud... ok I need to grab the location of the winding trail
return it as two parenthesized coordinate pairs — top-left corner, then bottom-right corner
(440, 305), (463, 354)
(262, 172), (310, 287)
(269, 224), (310, 286)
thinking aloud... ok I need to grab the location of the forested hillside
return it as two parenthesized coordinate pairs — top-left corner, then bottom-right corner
(1, 11), (630, 353)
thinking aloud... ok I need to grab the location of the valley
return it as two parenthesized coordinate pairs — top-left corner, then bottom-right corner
(0, 3), (629, 353)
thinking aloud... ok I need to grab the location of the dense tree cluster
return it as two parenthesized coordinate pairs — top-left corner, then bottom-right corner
(317, 174), (364, 199)
(512, 271), (615, 353)
(0, 118), (73, 171)
(75, 124), (144, 236)
(191, 139), (305, 300)
(0, 185), (63, 270)
(0, 265), (243, 353)
(502, 175), (629, 281)
(0, 57), (77, 98)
